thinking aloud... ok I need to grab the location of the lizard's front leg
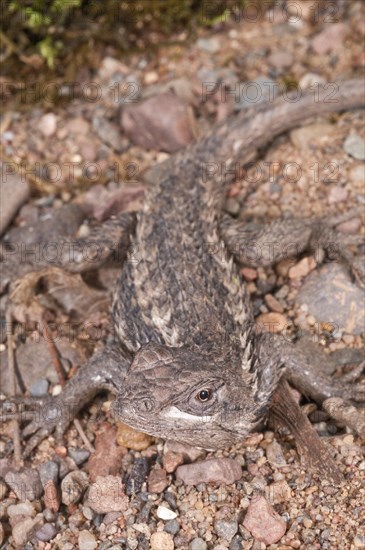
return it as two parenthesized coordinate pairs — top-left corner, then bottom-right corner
(220, 213), (364, 286)
(1, 343), (132, 456)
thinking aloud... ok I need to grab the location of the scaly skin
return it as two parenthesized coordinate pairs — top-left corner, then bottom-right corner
(2, 80), (364, 454)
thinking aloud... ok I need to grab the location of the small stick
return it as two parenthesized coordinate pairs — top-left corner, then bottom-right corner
(73, 419), (95, 453)
(270, 379), (343, 483)
(6, 310), (22, 467)
(43, 319), (66, 387)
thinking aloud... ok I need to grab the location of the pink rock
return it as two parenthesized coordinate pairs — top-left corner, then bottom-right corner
(241, 267), (258, 281)
(39, 113), (57, 137)
(328, 185), (348, 204)
(148, 468), (168, 493)
(337, 217), (362, 234)
(86, 475), (128, 514)
(243, 495), (287, 544)
(164, 440), (206, 463)
(65, 117), (90, 135)
(289, 256), (316, 279)
(176, 458), (242, 485)
(78, 184), (144, 221)
(311, 23), (349, 55)
(121, 92), (196, 153)
(268, 50), (294, 70)
(163, 452), (184, 474)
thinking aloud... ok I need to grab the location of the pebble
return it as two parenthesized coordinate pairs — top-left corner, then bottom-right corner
(243, 496), (286, 545)
(165, 519), (180, 535)
(214, 519), (238, 540)
(148, 468), (168, 493)
(68, 447), (90, 466)
(164, 441), (206, 463)
(266, 441), (287, 467)
(268, 50), (293, 70)
(299, 73), (326, 89)
(337, 217), (362, 234)
(311, 23), (349, 55)
(98, 56), (129, 81)
(125, 456), (151, 496)
(196, 37), (220, 53)
(343, 133), (365, 160)
(144, 71), (159, 85)
(328, 185), (348, 204)
(78, 530), (98, 550)
(176, 458), (242, 485)
(266, 480), (292, 504)
(8, 501), (36, 518)
(354, 535), (365, 548)
(12, 516), (43, 546)
(29, 378), (49, 397)
(61, 470), (89, 506)
(163, 451), (184, 473)
(264, 294), (284, 313)
(190, 538), (208, 550)
(121, 92), (196, 153)
(5, 468), (43, 501)
(65, 117), (90, 136)
(296, 264), (365, 334)
(86, 475), (128, 514)
(34, 522), (57, 542)
(39, 460), (59, 487)
(349, 164), (365, 186)
(92, 115), (126, 152)
(150, 531), (174, 550)
(288, 257), (316, 279)
(39, 113), (57, 136)
(241, 267), (258, 281)
(157, 505), (178, 520)
(256, 312), (288, 334)
(89, 425), (127, 481)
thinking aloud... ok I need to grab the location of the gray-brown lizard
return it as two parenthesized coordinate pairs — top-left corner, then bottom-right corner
(2, 79), (364, 456)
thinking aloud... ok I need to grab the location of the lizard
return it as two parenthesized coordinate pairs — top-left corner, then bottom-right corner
(1, 79), (364, 457)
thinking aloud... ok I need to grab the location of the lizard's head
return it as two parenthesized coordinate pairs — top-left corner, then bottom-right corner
(113, 341), (273, 450)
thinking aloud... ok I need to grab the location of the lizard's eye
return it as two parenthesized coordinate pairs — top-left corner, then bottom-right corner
(196, 389), (212, 402)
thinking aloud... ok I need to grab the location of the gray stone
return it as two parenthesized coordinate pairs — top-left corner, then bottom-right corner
(344, 133), (365, 160)
(164, 519), (180, 535)
(61, 470), (89, 506)
(68, 447), (91, 466)
(5, 468), (43, 501)
(78, 530), (97, 550)
(296, 264), (364, 335)
(176, 458), (242, 485)
(29, 378), (49, 397)
(214, 519), (238, 540)
(38, 460), (59, 486)
(196, 38), (220, 53)
(34, 522), (57, 542)
(190, 538), (208, 550)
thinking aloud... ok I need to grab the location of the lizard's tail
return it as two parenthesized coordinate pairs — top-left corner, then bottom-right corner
(146, 78), (364, 192)
(216, 78), (365, 168)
